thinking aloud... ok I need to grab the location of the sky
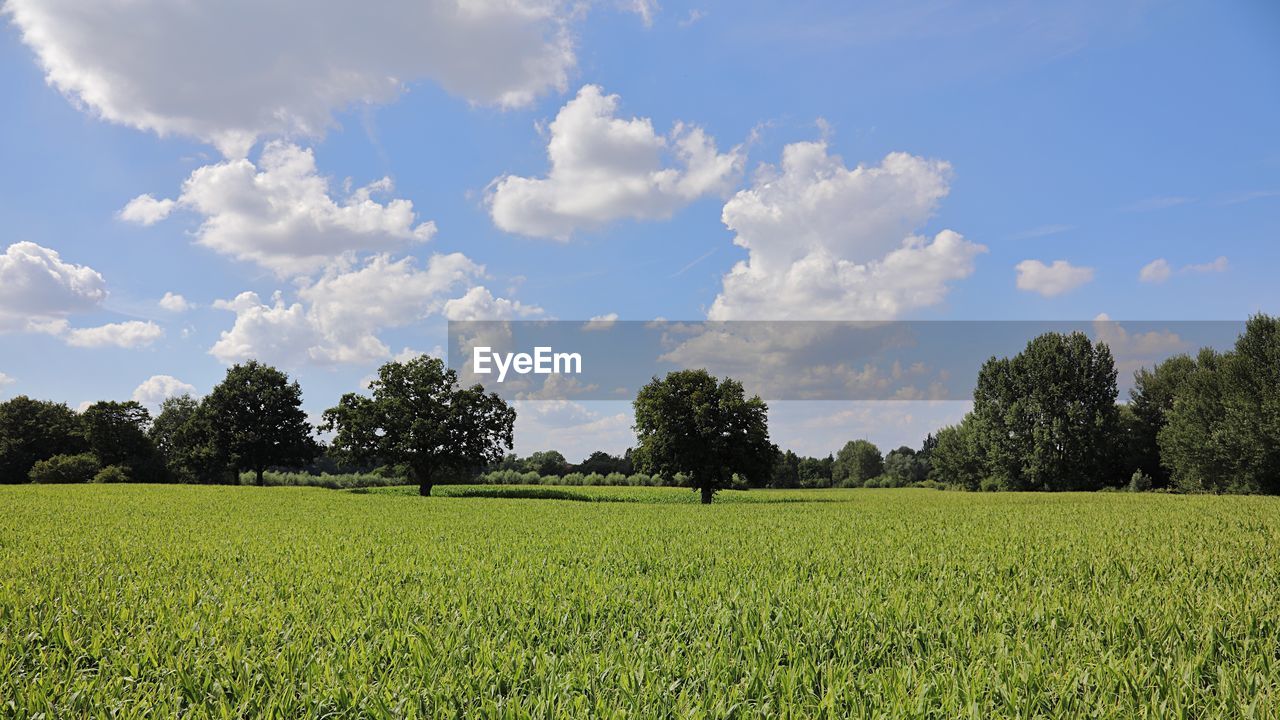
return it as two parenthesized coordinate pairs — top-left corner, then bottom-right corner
(0, 0), (1277, 461)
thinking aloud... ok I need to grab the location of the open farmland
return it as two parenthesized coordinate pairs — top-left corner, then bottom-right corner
(3, 485), (1280, 718)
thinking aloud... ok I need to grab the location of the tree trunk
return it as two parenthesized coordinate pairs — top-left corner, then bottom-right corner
(255, 467), (264, 486)
(700, 486), (714, 504)
(419, 482), (433, 497)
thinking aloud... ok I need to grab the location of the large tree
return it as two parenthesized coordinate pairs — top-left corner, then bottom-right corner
(0, 396), (86, 483)
(632, 369), (774, 504)
(323, 355), (516, 496)
(81, 400), (163, 482)
(203, 361), (316, 485)
(972, 332), (1119, 491)
(1127, 354), (1198, 486)
(832, 439), (884, 487)
(149, 394), (226, 484)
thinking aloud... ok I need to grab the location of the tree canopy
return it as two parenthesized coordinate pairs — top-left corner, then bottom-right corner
(632, 369), (774, 503)
(323, 355), (516, 496)
(203, 360), (316, 485)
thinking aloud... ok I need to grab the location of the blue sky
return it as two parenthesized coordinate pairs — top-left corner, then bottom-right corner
(1, 0), (1277, 459)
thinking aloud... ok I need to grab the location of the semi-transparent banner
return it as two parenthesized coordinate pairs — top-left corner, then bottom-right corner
(447, 320), (1244, 401)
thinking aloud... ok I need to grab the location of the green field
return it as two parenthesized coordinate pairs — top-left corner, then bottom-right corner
(3, 485), (1279, 718)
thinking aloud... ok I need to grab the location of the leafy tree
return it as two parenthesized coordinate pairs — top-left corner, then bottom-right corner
(632, 369), (774, 504)
(797, 454), (834, 488)
(771, 449), (801, 488)
(525, 450), (569, 477)
(149, 395), (226, 483)
(884, 446), (928, 486)
(323, 355), (516, 496)
(0, 396), (86, 483)
(204, 361), (316, 485)
(928, 418), (984, 490)
(1158, 348), (1229, 492)
(1127, 354), (1198, 486)
(575, 450), (632, 476)
(972, 332), (1119, 491)
(81, 400), (163, 482)
(833, 439), (884, 487)
(28, 453), (100, 484)
(1160, 315), (1280, 494)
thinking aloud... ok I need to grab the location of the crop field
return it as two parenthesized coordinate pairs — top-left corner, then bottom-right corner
(3, 485), (1280, 718)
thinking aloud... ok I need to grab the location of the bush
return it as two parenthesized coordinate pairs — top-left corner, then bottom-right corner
(93, 465), (131, 483)
(29, 453), (100, 484)
(979, 476), (1005, 493)
(1129, 470), (1154, 493)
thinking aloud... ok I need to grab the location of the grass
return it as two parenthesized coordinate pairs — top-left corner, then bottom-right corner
(2, 484), (1280, 718)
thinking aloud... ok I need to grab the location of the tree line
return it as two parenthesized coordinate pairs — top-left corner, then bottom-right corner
(2, 314), (1278, 501)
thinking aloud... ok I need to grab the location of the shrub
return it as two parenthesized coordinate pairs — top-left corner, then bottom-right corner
(979, 476), (1005, 493)
(29, 453), (100, 484)
(605, 472), (627, 485)
(1129, 470), (1154, 493)
(93, 465), (132, 483)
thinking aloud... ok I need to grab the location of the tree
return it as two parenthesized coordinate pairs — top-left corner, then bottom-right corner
(575, 450), (632, 476)
(797, 454), (834, 488)
(81, 400), (163, 482)
(1160, 315), (1280, 494)
(883, 446), (928, 487)
(525, 450), (569, 477)
(632, 369), (774, 504)
(771, 449), (801, 488)
(204, 361), (316, 485)
(1127, 354), (1198, 486)
(149, 395), (226, 483)
(832, 439), (883, 487)
(0, 396), (86, 483)
(927, 418), (984, 490)
(972, 332), (1119, 491)
(323, 355), (516, 496)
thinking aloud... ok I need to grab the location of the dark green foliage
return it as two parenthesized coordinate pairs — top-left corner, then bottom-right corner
(93, 465), (132, 483)
(28, 452), (100, 483)
(80, 401), (164, 482)
(204, 361), (317, 485)
(0, 396), (86, 483)
(1127, 354), (1198, 486)
(323, 355), (516, 497)
(972, 332), (1119, 491)
(883, 446), (928, 487)
(149, 395), (227, 484)
(832, 439), (883, 488)
(771, 449), (801, 488)
(632, 369), (774, 503)
(574, 450), (632, 476)
(797, 454), (834, 488)
(1160, 316), (1280, 493)
(525, 450), (569, 477)
(927, 419), (984, 490)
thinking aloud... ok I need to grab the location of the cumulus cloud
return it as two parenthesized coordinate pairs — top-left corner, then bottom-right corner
(132, 374), (198, 410)
(0, 372), (14, 388)
(1185, 256), (1229, 274)
(707, 142), (985, 320)
(210, 253), (538, 366)
(120, 142), (436, 275)
(0, 241), (108, 332)
(488, 85), (744, 240)
(443, 286), (546, 322)
(159, 292), (191, 313)
(1139, 258), (1172, 284)
(7, 0), (579, 156)
(118, 195), (175, 226)
(1015, 259), (1094, 297)
(64, 321), (164, 348)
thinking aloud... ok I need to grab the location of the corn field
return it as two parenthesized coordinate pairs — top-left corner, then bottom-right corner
(2, 485), (1279, 718)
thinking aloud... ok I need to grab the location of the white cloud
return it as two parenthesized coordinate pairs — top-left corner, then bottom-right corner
(210, 253), (536, 366)
(121, 142), (436, 275)
(512, 399), (635, 460)
(583, 313), (618, 330)
(7, 0), (579, 157)
(707, 142), (985, 320)
(625, 0), (659, 27)
(1139, 258), (1172, 284)
(488, 85), (744, 240)
(63, 321), (164, 348)
(1015, 259), (1094, 297)
(118, 195), (176, 226)
(0, 241), (107, 332)
(159, 292), (192, 313)
(0, 372), (14, 388)
(1139, 256), (1227, 284)
(1185, 256), (1229, 274)
(132, 374), (198, 410)
(442, 286), (546, 322)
